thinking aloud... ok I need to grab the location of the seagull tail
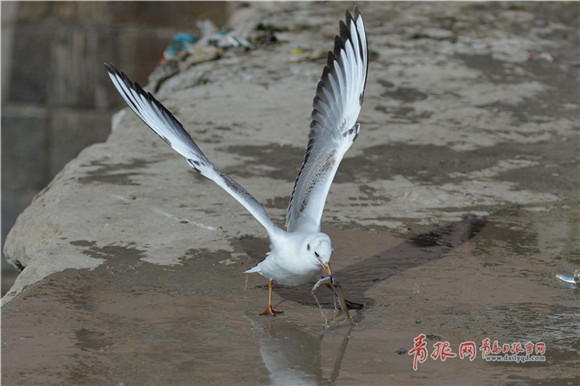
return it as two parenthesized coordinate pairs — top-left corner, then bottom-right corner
(244, 265), (261, 274)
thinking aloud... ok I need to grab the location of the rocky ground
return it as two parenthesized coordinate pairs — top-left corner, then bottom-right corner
(2, 2), (578, 385)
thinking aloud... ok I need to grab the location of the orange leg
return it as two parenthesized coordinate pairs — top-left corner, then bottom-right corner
(260, 280), (283, 316)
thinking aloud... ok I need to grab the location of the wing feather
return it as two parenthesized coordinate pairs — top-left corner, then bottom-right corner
(286, 8), (368, 233)
(105, 64), (280, 236)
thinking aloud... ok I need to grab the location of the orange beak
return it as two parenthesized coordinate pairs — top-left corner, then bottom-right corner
(320, 261), (332, 276)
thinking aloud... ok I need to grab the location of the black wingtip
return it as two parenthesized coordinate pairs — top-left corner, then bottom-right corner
(331, 7), (365, 64)
(106, 63), (147, 97)
(105, 63), (135, 91)
(353, 6), (362, 21)
(345, 9), (353, 28)
(104, 62), (118, 76)
(337, 21), (349, 54)
(345, 6), (362, 28)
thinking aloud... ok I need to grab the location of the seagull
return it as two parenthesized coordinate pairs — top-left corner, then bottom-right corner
(105, 7), (368, 318)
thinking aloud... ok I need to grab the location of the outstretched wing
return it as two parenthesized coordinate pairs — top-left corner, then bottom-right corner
(105, 64), (280, 236)
(286, 8), (368, 233)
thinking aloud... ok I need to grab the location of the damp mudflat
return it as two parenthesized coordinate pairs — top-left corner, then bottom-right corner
(2, 210), (578, 384)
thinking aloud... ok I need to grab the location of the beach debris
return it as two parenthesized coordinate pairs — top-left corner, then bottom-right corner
(555, 269), (579, 288)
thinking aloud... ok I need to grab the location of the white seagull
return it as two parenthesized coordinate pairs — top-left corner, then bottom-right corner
(106, 7), (368, 318)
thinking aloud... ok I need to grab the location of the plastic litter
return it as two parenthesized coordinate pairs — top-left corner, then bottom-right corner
(556, 269), (579, 288)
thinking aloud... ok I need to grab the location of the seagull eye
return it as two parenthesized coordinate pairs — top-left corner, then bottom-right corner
(314, 251), (320, 258)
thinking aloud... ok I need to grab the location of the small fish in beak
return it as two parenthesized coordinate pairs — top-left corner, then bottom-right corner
(312, 275), (354, 325)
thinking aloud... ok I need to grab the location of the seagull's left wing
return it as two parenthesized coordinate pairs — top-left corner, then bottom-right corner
(286, 8), (368, 233)
(105, 64), (280, 237)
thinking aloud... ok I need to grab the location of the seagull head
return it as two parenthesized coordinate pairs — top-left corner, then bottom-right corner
(305, 233), (333, 276)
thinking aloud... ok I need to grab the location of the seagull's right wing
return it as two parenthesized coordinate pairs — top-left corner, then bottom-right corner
(105, 64), (280, 236)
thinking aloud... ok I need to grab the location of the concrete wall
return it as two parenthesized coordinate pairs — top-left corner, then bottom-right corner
(1, 1), (231, 278)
